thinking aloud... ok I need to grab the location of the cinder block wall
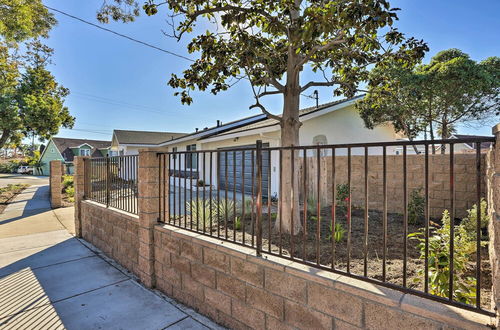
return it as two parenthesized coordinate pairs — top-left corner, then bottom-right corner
(81, 200), (140, 277)
(153, 224), (493, 329)
(487, 124), (500, 327)
(298, 154), (487, 218)
(49, 160), (64, 208)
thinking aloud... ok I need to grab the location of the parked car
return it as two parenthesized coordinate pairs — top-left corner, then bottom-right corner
(17, 166), (34, 175)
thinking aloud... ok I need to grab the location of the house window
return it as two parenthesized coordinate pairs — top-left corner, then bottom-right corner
(80, 149), (91, 156)
(186, 144), (198, 170)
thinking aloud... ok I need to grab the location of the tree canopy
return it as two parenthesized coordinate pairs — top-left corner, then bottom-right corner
(98, 0), (428, 233)
(358, 49), (499, 153)
(0, 41), (74, 149)
(0, 0), (56, 43)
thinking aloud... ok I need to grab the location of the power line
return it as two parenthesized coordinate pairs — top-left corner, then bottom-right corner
(46, 5), (321, 110)
(44, 5), (195, 62)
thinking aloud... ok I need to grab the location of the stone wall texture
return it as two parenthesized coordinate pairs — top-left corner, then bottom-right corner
(81, 200), (140, 277)
(49, 160), (64, 208)
(298, 153), (487, 218)
(153, 224), (493, 329)
(487, 124), (500, 328)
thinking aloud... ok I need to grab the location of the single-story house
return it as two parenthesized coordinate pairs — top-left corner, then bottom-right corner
(39, 137), (111, 175)
(110, 130), (186, 156)
(134, 95), (404, 197)
(440, 134), (494, 153)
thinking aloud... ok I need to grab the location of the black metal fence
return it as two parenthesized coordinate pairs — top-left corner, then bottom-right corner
(85, 155), (138, 214)
(158, 137), (495, 315)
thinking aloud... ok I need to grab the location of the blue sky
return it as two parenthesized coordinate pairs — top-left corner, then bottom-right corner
(42, 0), (500, 142)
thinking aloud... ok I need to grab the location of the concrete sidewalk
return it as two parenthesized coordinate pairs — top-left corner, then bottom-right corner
(0, 185), (223, 330)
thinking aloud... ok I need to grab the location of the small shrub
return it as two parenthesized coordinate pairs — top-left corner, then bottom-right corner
(307, 196), (317, 215)
(461, 199), (488, 240)
(328, 223), (345, 243)
(234, 216), (242, 230)
(408, 188), (425, 225)
(62, 175), (74, 190)
(187, 199), (213, 228)
(408, 206), (482, 305)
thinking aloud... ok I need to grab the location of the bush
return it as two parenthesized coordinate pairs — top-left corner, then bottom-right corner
(186, 198), (237, 229)
(408, 202), (488, 305)
(0, 160), (22, 173)
(461, 199), (488, 240)
(408, 188), (425, 225)
(62, 175), (74, 190)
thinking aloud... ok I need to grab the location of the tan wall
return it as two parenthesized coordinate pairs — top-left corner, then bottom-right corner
(49, 160), (64, 208)
(81, 200), (140, 277)
(487, 124), (500, 327)
(298, 153), (487, 218)
(153, 224), (492, 329)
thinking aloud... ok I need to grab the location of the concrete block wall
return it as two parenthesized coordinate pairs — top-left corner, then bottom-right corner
(487, 124), (500, 327)
(81, 200), (140, 277)
(153, 224), (493, 329)
(49, 160), (64, 208)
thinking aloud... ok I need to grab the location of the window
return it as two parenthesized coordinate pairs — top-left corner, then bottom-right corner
(80, 149), (91, 156)
(186, 144), (198, 170)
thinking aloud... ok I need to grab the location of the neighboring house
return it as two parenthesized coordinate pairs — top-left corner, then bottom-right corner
(110, 130), (187, 156)
(136, 95), (404, 197)
(39, 137), (111, 175)
(439, 134), (494, 153)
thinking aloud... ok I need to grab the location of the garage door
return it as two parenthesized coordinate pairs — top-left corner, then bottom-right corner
(218, 144), (270, 199)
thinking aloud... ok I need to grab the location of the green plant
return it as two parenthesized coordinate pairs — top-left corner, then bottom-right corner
(336, 183), (350, 212)
(187, 199), (213, 228)
(408, 188), (425, 225)
(62, 175), (74, 190)
(307, 196), (317, 215)
(461, 199), (489, 240)
(234, 216), (242, 230)
(409, 209), (480, 305)
(328, 223), (345, 243)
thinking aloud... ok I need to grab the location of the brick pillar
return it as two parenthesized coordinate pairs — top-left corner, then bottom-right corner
(138, 149), (160, 288)
(50, 160), (63, 208)
(74, 156), (89, 238)
(488, 123), (500, 326)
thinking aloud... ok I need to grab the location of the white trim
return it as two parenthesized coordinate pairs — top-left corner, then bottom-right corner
(73, 143), (94, 149)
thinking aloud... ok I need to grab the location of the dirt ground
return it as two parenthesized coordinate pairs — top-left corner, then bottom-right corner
(171, 204), (492, 310)
(0, 184), (29, 214)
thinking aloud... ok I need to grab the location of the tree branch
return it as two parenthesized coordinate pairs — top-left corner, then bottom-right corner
(295, 34), (346, 70)
(249, 102), (282, 121)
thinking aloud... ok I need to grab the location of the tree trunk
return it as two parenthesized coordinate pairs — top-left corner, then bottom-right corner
(0, 129), (11, 150)
(440, 121), (448, 154)
(277, 46), (302, 235)
(429, 120), (436, 154)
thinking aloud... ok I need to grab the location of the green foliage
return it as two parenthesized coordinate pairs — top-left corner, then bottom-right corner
(0, 40), (74, 150)
(408, 188), (425, 225)
(307, 196), (317, 215)
(62, 175), (74, 190)
(187, 198), (237, 229)
(0, 160), (21, 173)
(0, 183), (27, 194)
(408, 205), (486, 305)
(234, 216), (242, 230)
(461, 199), (489, 240)
(0, 0), (56, 42)
(358, 49), (499, 145)
(336, 183), (350, 212)
(328, 223), (345, 243)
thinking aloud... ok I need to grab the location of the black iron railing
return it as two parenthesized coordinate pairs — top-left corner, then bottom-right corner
(157, 137), (495, 315)
(85, 155), (138, 214)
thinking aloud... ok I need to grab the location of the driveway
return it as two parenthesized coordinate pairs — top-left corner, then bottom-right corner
(0, 173), (49, 188)
(0, 184), (223, 330)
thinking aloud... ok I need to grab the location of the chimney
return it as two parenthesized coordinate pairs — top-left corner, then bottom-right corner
(195, 128), (199, 132)
(217, 120), (221, 127)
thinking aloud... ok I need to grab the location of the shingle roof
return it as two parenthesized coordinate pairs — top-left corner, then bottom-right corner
(114, 130), (187, 145)
(52, 137), (111, 162)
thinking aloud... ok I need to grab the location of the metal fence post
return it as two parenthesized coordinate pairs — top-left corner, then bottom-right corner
(256, 140), (263, 256)
(106, 155), (110, 208)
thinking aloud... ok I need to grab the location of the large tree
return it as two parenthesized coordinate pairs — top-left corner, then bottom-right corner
(98, 0), (427, 233)
(359, 49), (500, 154)
(0, 41), (74, 149)
(0, 0), (55, 43)
(0, 1), (73, 150)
